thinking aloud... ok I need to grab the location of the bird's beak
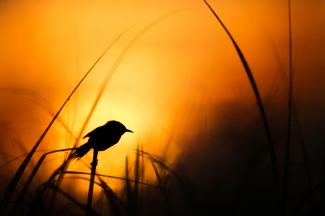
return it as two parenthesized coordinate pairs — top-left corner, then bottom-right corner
(126, 129), (134, 133)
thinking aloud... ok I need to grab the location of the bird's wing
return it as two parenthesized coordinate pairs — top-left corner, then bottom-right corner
(83, 126), (103, 138)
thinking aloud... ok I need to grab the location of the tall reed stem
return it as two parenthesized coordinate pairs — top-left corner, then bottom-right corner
(282, 0), (293, 214)
(87, 149), (98, 216)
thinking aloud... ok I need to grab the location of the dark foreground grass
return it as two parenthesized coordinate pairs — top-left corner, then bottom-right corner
(1, 9), (192, 216)
(0, 28), (131, 212)
(11, 146), (194, 216)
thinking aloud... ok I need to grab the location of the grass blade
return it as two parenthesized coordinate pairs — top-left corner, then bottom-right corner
(39, 183), (99, 216)
(61, 171), (159, 189)
(98, 177), (125, 216)
(52, 8), (188, 202)
(11, 148), (76, 215)
(203, 0), (279, 198)
(0, 27), (126, 210)
(282, 0), (294, 214)
(86, 149), (98, 216)
(139, 150), (198, 215)
(150, 159), (174, 216)
(0, 87), (77, 139)
(36, 28), (133, 206)
(134, 145), (140, 213)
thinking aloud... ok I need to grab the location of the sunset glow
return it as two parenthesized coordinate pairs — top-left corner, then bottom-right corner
(1, 0), (324, 215)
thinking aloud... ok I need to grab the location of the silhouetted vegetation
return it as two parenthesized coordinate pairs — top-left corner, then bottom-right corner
(0, 1), (324, 215)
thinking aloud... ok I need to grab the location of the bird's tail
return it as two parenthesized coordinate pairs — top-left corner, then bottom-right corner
(71, 142), (92, 159)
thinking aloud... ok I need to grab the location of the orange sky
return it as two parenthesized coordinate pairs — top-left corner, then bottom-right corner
(0, 0), (324, 197)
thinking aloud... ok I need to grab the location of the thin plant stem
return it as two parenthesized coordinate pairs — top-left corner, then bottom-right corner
(283, 0), (294, 214)
(52, 8), (188, 197)
(151, 160), (174, 216)
(39, 182), (99, 216)
(0, 27), (127, 210)
(61, 171), (159, 189)
(87, 149), (98, 216)
(50, 26), (133, 197)
(263, 35), (312, 194)
(10, 148), (76, 216)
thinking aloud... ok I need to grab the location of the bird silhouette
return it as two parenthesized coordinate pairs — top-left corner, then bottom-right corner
(71, 120), (133, 159)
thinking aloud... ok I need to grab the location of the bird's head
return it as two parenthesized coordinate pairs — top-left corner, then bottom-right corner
(106, 120), (133, 135)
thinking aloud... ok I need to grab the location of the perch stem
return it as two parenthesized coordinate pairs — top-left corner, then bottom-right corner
(87, 149), (98, 216)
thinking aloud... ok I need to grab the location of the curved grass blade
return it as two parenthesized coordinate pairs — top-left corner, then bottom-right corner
(151, 159), (175, 216)
(0, 87), (76, 138)
(139, 150), (198, 215)
(97, 178), (126, 216)
(42, 183), (99, 216)
(11, 148), (76, 215)
(59, 175), (126, 216)
(0, 150), (49, 169)
(203, 0), (279, 196)
(52, 8), (189, 196)
(60, 171), (159, 189)
(0, 27), (130, 210)
(282, 0), (294, 213)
